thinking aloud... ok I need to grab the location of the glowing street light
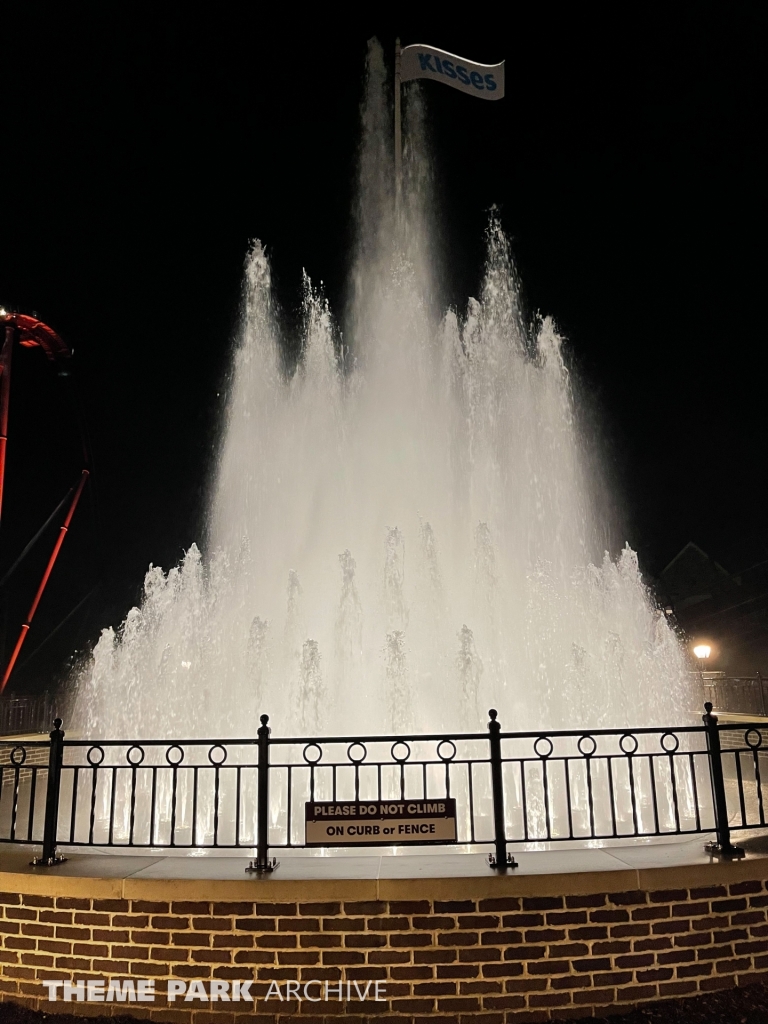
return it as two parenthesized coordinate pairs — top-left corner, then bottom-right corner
(693, 643), (714, 705)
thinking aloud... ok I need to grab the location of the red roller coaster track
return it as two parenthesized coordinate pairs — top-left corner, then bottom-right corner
(0, 310), (88, 694)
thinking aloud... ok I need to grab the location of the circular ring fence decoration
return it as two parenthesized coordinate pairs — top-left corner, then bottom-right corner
(9, 746), (26, 766)
(303, 743), (323, 765)
(86, 745), (105, 767)
(347, 742), (367, 764)
(391, 740), (411, 764)
(620, 733), (639, 755)
(745, 729), (763, 751)
(208, 744), (228, 766)
(577, 735), (597, 758)
(534, 736), (554, 759)
(165, 744), (185, 766)
(126, 745), (145, 766)
(437, 739), (457, 763)
(660, 732), (680, 754)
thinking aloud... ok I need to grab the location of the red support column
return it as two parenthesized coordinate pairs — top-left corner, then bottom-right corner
(0, 469), (89, 694)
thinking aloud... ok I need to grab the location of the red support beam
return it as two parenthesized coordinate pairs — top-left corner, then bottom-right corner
(0, 469), (89, 694)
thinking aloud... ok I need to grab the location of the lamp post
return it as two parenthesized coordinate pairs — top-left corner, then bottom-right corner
(694, 643), (712, 706)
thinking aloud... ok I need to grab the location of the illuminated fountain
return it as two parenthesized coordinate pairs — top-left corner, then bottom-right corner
(73, 41), (694, 743)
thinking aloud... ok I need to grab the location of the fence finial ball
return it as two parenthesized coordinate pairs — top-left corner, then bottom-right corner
(489, 709), (498, 720)
(53, 718), (62, 730)
(704, 702), (713, 714)
(260, 714), (269, 726)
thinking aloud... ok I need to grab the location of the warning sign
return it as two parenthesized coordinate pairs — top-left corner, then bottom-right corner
(305, 799), (457, 847)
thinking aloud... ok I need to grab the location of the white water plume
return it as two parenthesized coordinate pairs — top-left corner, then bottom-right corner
(73, 39), (694, 740)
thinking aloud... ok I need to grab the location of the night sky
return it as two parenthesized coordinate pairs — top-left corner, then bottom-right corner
(0, 7), (764, 692)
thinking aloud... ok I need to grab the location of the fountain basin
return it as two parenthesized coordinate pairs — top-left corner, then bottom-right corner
(2, 835), (768, 1021)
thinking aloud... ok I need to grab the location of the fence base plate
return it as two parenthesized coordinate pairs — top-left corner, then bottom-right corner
(245, 858), (279, 874)
(704, 840), (745, 859)
(30, 855), (67, 867)
(488, 852), (518, 871)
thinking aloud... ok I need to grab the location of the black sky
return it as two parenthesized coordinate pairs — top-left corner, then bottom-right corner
(0, 6), (764, 691)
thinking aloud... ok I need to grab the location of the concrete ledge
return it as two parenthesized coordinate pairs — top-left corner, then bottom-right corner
(4, 837), (768, 901)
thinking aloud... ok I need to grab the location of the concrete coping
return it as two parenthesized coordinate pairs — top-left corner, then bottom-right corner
(3, 834), (768, 902)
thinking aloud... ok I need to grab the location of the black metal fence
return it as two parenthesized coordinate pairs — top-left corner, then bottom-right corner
(704, 674), (768, 717)
(1, 705), (764, 872)
(0, 693), (54, 736)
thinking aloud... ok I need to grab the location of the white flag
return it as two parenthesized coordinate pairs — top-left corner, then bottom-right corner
(400, 44), (504, 100)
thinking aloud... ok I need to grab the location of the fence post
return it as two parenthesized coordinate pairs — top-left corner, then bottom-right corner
(702, 702), (744, 859)
(488, 709), (517, 871)
(246, 714), (278, 874)
(32, 718), (66, 866)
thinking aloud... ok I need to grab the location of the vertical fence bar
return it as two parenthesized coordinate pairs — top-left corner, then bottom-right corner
(246, 714), (278, 874)
(34, 718), (66, 865)
(702, 702), (744, 859)
(488, 709), (516, 871)
(256, 716), (270, 866)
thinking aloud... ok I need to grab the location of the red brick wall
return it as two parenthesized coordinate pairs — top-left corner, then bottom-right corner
(2, 879), (768, 1021)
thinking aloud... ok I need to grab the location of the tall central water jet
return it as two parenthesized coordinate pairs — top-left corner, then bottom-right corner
(75, 40), (692, 739)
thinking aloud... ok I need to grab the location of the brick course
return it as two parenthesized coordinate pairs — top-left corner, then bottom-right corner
(2, 872), (768, 1021)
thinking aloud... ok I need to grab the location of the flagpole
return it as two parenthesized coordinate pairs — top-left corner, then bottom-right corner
(394, 37), (402, 204)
